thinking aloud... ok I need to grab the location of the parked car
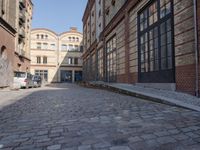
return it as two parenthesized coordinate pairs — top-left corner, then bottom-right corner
(32, 75), (42, 88)
(14, 72), (34, 89)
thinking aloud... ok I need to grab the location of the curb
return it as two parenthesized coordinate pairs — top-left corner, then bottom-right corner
(87, 82), (200, 112)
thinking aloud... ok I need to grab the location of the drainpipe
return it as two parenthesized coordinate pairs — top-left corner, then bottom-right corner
(193, 0), (199, 97)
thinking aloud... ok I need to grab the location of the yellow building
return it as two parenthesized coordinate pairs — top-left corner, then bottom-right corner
(30, 27), (83, 83)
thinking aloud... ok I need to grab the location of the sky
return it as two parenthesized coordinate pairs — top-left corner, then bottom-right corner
(32, 0), (88, 34)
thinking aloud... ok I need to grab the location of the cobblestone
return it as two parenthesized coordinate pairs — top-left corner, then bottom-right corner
(0, 83), (200, 149)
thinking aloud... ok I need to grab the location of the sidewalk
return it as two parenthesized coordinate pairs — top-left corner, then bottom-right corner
(88, 81), (200, 112)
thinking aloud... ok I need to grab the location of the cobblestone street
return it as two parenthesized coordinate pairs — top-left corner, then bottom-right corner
(0, 84), (200, 150)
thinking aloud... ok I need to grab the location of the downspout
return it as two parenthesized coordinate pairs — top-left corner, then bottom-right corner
(193, 0), (199, 97)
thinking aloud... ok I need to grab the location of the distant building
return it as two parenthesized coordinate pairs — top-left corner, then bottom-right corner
(30, 27), (83, 83)
(82, 0), (200, 95)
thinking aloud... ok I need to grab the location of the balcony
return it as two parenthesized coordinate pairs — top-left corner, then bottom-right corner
(19, 0), (26, 8)
(19, 28), (25, 38)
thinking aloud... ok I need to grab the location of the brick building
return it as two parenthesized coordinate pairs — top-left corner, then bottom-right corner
(0, 0), (33, 88)
(82, 0), (200, 95)
(0, 0), (17, 88)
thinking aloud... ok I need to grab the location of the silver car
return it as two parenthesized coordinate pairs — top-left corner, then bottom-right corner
(14, 72), (34, 89)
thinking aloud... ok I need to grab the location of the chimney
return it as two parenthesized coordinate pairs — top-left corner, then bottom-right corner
(70, 27), (77, 32)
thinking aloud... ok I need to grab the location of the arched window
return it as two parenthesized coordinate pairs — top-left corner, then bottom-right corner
(36, 34), (39, 39)
(68, 37), (71, 41)
(76, 37), (79, 42)
(73, 37), (75, 42)
(0, 46), (7, 60)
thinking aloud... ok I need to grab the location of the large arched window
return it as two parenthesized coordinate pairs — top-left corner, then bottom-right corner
(0, 46), (7, 60)
(138, 0), (174, 83)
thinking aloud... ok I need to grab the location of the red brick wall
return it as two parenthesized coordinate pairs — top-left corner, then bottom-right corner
(176, 64), (196, 95)
(0, 26), (15, 87)
(14, 54), (31, 72)
(129, 72), (138, 84)
(198, 0), (200, 55)
(198, 0), (200, 96)
(117, 72), (138, 84)
(117, 74), (128, 83)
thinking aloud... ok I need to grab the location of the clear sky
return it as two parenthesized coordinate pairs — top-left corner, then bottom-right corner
(32, 0), (88, 34)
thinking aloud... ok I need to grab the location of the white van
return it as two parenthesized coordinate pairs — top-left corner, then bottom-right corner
(14, 72), (34, 89)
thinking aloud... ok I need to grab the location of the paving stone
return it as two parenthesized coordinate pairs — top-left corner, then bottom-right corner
(37, 130), (48, 136)
(173, 134), (190, 140)
(93, 142), (111, 149)
(128, 136), (143, 143)
(110, 146), (131, 150)
(78, 145), (91, 150)
(47, 144), (61, 150)
(157, 136), (176, 144)
(0, 83), (200, 150)
(141, 134), (157, 140)
(167, 129), (180, 134)
(154, 131), (171, 137)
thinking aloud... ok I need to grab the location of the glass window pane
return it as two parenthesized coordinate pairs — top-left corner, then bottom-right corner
(161, 58), (167, 70)
(161, 45), (167, 58)
(149, 40), (153, 50)
(149, 30), (153, 40)
(149, 15), (154, 26)
(167, 19), (171, 31)
(168, 57), (172, 69)
(160, 22), (166, 34)
(150, 61), (154, 71)
(161, 34), (166, 46)
(154, 37), (158, 49)
(160, 6), (165, 18)
(155, 48), (159, 59)
(167, 44), (172, 57)
(166, 2), (171, 15)
(145, 62), (149, 72)
(155, 59), (159, 71)
(167, 31), (172, 44)
(154, 27), (158, 38)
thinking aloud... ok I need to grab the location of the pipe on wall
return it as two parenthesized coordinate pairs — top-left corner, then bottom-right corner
(193, 0), (199, 97)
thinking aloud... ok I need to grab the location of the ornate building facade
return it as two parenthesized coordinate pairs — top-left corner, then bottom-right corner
(30, 27), (83, 83)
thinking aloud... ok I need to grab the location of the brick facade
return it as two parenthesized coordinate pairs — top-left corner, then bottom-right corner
(83, 0), (200, 96)
(0, 25), (15, 87)
(0, 0), (16, 88)
(14, 53), (30, 72)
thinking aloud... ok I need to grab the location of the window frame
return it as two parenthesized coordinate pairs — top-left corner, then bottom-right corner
(36, 56), (41, 64)
(137, 0), (175, 83)
(43, 56), (47, 64)
(106, 35), (117, 82)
